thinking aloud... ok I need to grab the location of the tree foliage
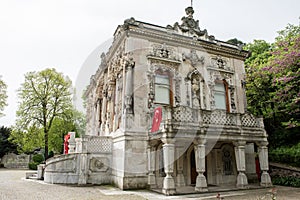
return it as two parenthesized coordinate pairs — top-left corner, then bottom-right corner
(0, 76), (8, 117)
(9, 125), (44, 154)
(244, 22), (300, 148)
(10, 109), (85, 155)
(15, 68), (73, 159)
(0, 126), (17, 158)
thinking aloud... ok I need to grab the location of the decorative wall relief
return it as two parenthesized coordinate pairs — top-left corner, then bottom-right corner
(89, 157), (109, 172)
(182, 49), (204, 67)
(186, 69), (206, 109)
(229, 86), (236, 112)
(148, 43), (180, 62)
(174, 72), (182, 106)
(210, 56), (233, 72)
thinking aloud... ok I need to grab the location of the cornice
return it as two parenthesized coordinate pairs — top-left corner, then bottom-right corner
(126, 25), (249, 60)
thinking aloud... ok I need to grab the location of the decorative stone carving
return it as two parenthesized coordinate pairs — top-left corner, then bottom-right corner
(122, 53), (135, 114)
(182, 49), (204, 67)
(123, 17), (141, 30)
(210, 56), (233, 72)
(148, 43), (180, 62)
(89, 157), (109, 172)
(174, 72), (182, 106)
(229, 86), (236, 112)
(168, 7), (214, 40)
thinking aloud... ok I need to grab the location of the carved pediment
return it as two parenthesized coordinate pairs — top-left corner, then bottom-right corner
(147, 43), (181, 65)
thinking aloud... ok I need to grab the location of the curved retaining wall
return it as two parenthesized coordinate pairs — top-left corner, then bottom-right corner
(44, 153), (112, 185)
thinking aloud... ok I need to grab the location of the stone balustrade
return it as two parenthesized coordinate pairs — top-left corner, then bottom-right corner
(159, 105), (264, 130)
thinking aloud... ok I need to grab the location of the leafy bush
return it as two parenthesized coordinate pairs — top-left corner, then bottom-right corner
(272, 176), (300, 187)
(269, 143), (300, 167)
(28, 162), (38, 170)
(29, 153), (44, 170)
(32, 154), (44, 163)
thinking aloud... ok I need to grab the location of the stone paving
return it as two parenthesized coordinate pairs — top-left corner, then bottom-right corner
(0, 169), (300, 200)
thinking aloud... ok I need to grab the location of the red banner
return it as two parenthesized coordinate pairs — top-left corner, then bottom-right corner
(151, 107), (162, 132)
(64, 134), (70, 154)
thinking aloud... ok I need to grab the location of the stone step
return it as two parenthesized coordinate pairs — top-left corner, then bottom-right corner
(25, 172), (38, 179)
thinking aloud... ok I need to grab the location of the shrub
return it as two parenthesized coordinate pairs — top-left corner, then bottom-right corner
(269, 143), (300, 167)
(29, 153), (44, 170)
(28, 162), (38, 170)
(32, 154), (44, 163)
(272, 176), (300, 187)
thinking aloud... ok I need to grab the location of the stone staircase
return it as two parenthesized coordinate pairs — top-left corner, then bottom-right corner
(26, 171), (38, 180)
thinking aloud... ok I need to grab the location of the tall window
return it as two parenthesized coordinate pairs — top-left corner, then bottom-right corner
(155, 74), (170, 104)
(214, 80), (229, 111)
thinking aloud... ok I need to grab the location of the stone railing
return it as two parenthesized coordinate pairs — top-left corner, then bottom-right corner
(75, 136), (112, 154)
(161, 105), (263, 128)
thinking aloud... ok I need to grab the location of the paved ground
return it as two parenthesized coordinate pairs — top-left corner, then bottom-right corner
(0, 169), (300, 200)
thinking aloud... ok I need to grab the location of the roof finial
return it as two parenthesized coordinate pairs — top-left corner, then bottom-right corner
(191, 0), (193, 7)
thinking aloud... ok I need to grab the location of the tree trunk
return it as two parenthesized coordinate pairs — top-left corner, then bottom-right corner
(44, 130), (48, 160)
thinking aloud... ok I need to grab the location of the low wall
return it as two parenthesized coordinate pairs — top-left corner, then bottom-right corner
(44, 136), (112, 185)
(270, 162), (300, 178)
(1, 153), (31, 169)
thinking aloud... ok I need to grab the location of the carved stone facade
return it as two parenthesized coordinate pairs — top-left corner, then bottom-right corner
(44, 7), (272, 195)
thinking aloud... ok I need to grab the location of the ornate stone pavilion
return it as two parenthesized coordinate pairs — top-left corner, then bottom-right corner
(44, 7), (272, 195)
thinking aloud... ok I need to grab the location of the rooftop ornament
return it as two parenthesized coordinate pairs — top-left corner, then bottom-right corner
(167, 7), (215, 40)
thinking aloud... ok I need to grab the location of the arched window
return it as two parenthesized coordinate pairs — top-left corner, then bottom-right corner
(214, 80), (230, 111)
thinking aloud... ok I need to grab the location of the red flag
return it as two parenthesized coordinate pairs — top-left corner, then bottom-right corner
(151, 107), (162, 132)
(64, 133), (70, 154)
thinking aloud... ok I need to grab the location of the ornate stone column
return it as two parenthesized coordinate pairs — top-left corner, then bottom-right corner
(234, 141), (248, 188)
(124, 56), (134, 114)
(258, 141), (272, 187)
(147, 141), (158, 189)
(176, 145), (185, 187)
(161, 139), (176, 195)
(100, 89), (107, 135)
(194, 139), (208, 192)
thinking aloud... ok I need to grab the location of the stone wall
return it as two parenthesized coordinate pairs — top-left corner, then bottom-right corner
(44, 136), (112, 185)
(0, 153), (31, 169)
(270, 163), (300, 178)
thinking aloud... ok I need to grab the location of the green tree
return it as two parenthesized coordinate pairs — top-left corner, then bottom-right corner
(15, 68), (73, 159)
(244, 22), (300, 148)
(268, 23), (300, 128)
(0, 76), (8, 117)
(244, 40), (273, 116)
(48, 109), (85, 154)
(9, 126), (44, 154)
(0, 126), (17, 158)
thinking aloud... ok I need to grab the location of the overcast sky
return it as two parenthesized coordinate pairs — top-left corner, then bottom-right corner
(0, 0), (299, 126)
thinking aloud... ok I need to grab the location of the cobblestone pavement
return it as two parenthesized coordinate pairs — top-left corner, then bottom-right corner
(0, 169), (300, 200)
